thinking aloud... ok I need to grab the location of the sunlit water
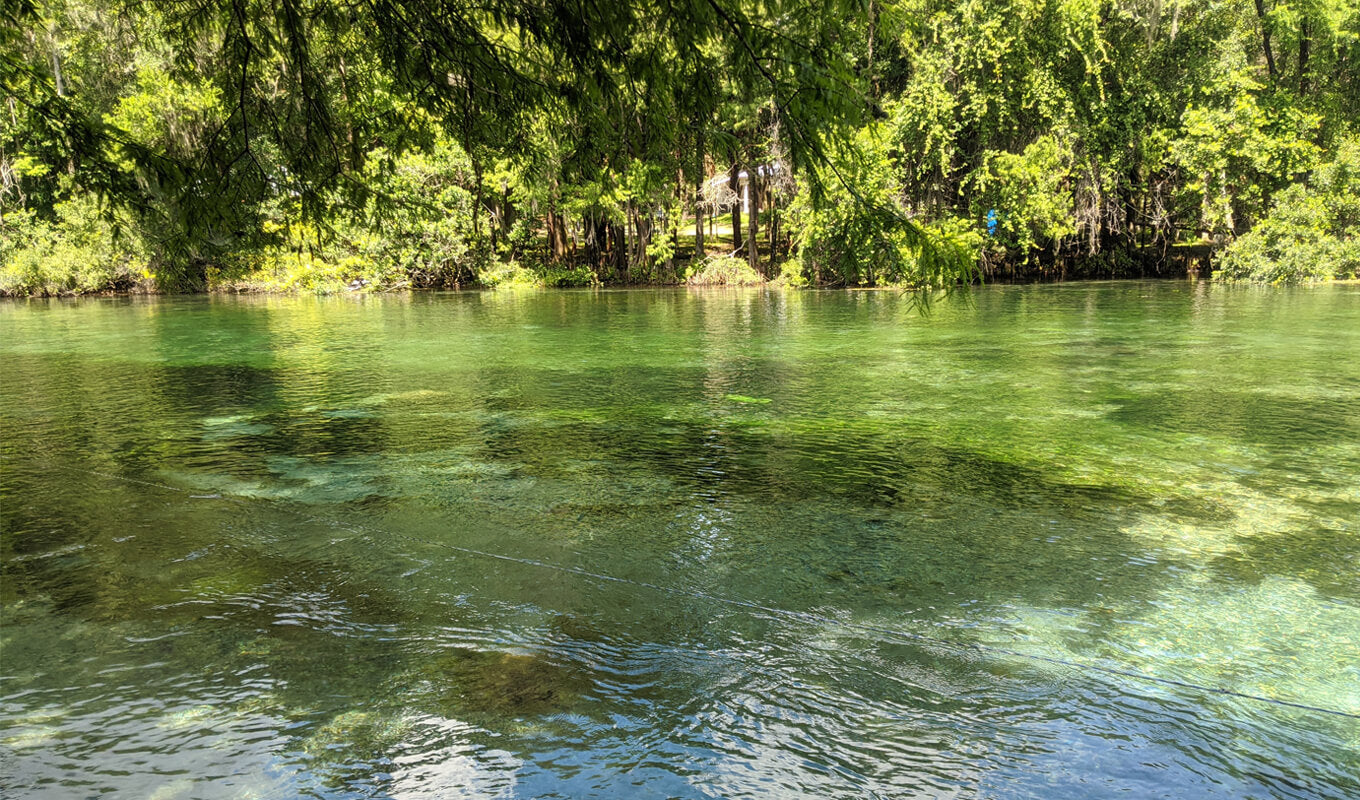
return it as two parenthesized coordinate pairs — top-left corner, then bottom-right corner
(2, 283), (1358, 799)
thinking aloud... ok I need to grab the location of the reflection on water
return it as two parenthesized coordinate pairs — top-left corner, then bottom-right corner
(2, 284), (1358, 798)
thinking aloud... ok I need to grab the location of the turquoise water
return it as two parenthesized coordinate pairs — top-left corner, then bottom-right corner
(2, 283), (1358, 799)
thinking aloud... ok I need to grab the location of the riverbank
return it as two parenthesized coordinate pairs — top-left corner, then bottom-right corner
(4, 210), (1354, 298)
(3, 255), (1349, 298)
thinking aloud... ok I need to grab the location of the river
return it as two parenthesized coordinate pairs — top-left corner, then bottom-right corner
(2, 283), (1357, 798)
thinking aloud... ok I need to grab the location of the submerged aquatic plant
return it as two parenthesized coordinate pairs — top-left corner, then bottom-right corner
(411, 647), (590, 718)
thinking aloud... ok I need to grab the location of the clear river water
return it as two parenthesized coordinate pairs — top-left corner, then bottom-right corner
(2, 282), (1358, 799)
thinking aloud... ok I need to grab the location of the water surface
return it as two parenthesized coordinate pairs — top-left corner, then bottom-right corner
(2, 283), (1358, 798)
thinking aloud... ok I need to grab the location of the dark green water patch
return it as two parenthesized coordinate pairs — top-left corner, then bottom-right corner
(1106, 389), (1357, 446)
(1214, 525), (1360, 602)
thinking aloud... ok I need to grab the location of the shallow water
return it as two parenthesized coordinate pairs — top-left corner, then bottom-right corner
(2, 283), (1358, 799)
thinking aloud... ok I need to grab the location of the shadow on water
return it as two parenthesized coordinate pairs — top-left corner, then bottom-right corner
(448, 378), (1222, 590)
(6, 349), (1341, 645)
(1213, 526), (1360, 602)
(0, 353), (1345, 629)
(1106, 389), (1357, 447)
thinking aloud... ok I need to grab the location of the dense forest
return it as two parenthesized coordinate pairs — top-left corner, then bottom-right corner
(1, 0), (1357, 295)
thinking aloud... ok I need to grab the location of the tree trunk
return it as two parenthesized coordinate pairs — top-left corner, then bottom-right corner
(49, 29), (64, 98)
(1253, 0), (1277, 79)
(1298, 19), (1312, 95)
(768, 185), (779, 262)
(611, 223), (627, 281)
(629, 205), (650, 280)
(547, 210), (569, 262)
(499, 185), (514, 241)
(729, 162), (743, 253)
(694, 188), (706, 260)
(471, 159), (485, 246)
(747, 166), (761, 276)
(867, 1), (878, 99)
(488, 197), (499, 253)
(694, 137), (706, 260)
(587, 214), (610, 278)
(584, 213), (597, 265)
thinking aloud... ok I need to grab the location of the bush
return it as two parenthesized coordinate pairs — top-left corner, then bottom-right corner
(0, 198), (151, 296)
(685, 255), (766, 286)
(212, 137), (496, 293)
(535, 264), (597, 287)
(1216, 138), (1360, 283)
(970, 136), (1077, 258)
(480, 261), (597, 289)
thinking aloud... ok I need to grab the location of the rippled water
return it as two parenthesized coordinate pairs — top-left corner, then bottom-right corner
(2, 283), (1358, 799)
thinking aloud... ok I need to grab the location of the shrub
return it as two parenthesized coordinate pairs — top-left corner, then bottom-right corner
(685, 255), (766, 286)
(1216, 138), (1360, 283)
(0, 198), (151, 296)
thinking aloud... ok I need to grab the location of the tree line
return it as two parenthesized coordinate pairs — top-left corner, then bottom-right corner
(2, 0), (1356, 295)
